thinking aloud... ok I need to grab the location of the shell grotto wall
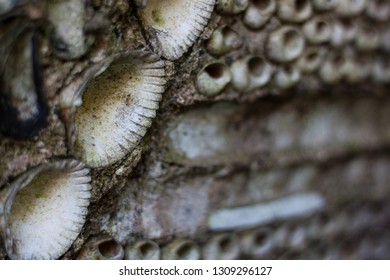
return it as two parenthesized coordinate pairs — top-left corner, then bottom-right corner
(1, 0), (390, 259)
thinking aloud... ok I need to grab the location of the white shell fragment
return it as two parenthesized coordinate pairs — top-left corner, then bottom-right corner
(208, 192), (325, 230)
(72, 51), (167, 168)
(139, 0), (216, 60)
(0, 160), (92, 260)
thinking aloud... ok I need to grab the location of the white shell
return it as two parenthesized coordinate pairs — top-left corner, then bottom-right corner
(139, 0), (216, 60)
(202, 233), (240, 260)
(195, 62), (231, 96)
(0, 160), (92, 260)
(277, 0), (313, 23)
(124, 240), (160, 260)
(72, 51), (167, 168)
(242, 0), (276, 30)
(161, 239), (201, 260)
(231, 55), (273, 92)
(266, 26), (305, 63)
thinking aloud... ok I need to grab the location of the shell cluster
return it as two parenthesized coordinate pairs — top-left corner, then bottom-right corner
(196, 0), (390, 96)
(1, 0), (390, 260)
(77, 199), (390, 260)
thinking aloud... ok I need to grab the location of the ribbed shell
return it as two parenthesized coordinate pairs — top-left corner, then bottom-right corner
(139, 0), (216, 60)
(72, 51), (167, 167)
(0, 160), (92, 260)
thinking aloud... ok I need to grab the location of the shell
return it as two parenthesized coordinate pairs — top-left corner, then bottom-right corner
(330, 19), (357, 48)
(335, 0), (367, 17)
(138, 0), (216, 60)
(47, 0), (90, 60)
(273, 65), (301, 89)
(76, 236), (124, 260)
(276, 0), (313, 23)
(242, 0), (276, 30)
(205, 26), (243, 56)
(0, 24), (48, 139)
(302, 16), (331, 44)
(195, 62), (231, 96)
(240, 228), (275, 258)
(231, 55), (273, 92)
(161, 239), (201, 260)
(319, 52), (349, 84)
(71, 51), (167, 168)
(366, 0), (390, 22)
(216, 0), (248, 15)
(0, 160), (92, 259)
(202, 233), (240, 260)
(312, 0), (336, 11)
(295, 47), (326, 74)
(266, 26), (305, 63)
(355, 25), (380, 52)
(124, 239), (160, 260)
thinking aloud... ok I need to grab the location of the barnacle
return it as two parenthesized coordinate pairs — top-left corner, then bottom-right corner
(161, 239), (201, 260)
(71, 51), (166, 168)
(0, 160), (91, 259)
(138, 0), (216, 60)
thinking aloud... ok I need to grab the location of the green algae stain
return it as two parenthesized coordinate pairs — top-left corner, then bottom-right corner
(152, 9), (164, 25)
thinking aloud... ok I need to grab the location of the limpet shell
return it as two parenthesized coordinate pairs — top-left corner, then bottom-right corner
(0, 160), (92, 260)
(138, 0), (216, 60)
(72, 51), (167, 168)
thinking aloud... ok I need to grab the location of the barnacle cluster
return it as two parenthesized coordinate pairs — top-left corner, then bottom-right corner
(0, 0), (390, 260)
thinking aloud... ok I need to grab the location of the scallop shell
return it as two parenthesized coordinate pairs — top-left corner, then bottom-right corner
(0, 24), (48, 139)
(71, 51), (167, 168)
(0, 160), (92, 260)
(138, 0), (216, 60)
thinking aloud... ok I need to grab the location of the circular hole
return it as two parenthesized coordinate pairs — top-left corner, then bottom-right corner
(254, 231), (269, 247)
(284, 29), (300, 49)
(98, 239), (121, 258)
(248, 57), (265, 76)
(218, 236), (233, 252)
(177, 243), (193, 258)
(332, 54), (345, 66)
(139, 242), (155, 258)
(295, 0), (308, 11)
(205, 63), (225, 79)
(252, 0), (271, 9)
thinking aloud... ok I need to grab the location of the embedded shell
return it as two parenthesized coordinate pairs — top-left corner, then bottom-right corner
(72, 51), (167, 168)
(0, 160), (92, 260)
(138, 0), (216, 60)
